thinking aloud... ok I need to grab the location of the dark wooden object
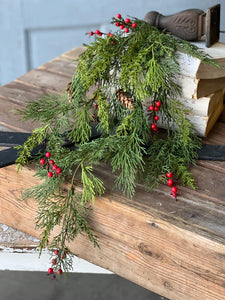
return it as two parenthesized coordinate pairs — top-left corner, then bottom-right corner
(144, 4), (221, 47)
(0, 47), (225, 299)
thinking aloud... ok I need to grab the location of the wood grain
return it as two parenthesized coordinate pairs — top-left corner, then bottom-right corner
(196, 77), (225, 99)
(1, 45), (225, 299)
(39, 56), (77, 77)
(0, 164), (225, 299)
(62, 46), (86, 59)
(196, 58), (225, 79)
(203, 122), (225, 145)
(16, 69), (69, 94)
(0, 96), (39, 132)
(0, 81), (49, 105)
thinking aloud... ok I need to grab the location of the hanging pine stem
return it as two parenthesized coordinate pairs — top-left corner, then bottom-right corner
(16, 13), (217, 274)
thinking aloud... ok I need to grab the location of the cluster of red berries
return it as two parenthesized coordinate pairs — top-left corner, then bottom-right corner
(89, 14), (137, 38)
(89, 29), (114, 38)
(48, 249), (66, 277)
(149, 100), (161, 132)
(114, 14), (137, 33)
(40, 152), (62, 178)
(166, 172), (178, 199)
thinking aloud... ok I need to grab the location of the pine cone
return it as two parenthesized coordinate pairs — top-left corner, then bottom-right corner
(116, 89), (134, 110)
(66, 82), (72, 103)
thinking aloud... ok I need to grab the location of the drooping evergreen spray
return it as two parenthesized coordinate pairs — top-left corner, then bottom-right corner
(16, 14), (215, 274)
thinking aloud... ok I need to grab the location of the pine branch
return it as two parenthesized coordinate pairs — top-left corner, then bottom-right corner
(110, 133), (145, 198)
(15, 125), (50, 169)
(15, 14), (217, 273)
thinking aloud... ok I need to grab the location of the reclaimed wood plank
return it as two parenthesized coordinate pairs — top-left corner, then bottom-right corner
(62, 46), (85, 59)
(1, 45), (225, 299)
(197, 160), (225, 174)
(0, 164), (225, 299)
(0, 81), (50, 105)
(203, 122), (225, 145)
(39, 56), (77, 77)
(15, 69), (70, 94)
(0, 96), (39, 132)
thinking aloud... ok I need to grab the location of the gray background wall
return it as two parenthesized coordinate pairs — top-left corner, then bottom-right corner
(0, 0), (225, 86)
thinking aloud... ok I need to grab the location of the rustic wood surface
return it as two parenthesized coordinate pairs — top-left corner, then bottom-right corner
(0, 46), (225, 300)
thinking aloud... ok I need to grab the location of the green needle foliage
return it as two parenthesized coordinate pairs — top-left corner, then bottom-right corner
(16, 15), (216, 273)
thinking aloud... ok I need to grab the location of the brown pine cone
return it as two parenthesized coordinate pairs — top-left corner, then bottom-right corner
(116, 89), (134, 110)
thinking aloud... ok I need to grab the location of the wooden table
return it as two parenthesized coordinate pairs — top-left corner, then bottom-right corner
(0, 47), (225, 300)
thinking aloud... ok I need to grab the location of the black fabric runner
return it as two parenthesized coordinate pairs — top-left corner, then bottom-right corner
(0, 130), (225, 168)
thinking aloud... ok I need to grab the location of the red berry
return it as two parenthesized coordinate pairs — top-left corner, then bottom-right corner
(54, 250), (59, 255)
(95, 29), (100, 35)
(45, 152), (51, 158)
(51, 259), (56, 265)
(89, 31), (94, 36)
(56, 167), (62, 174)
(57, 269), (63, 275)
(40, 158), (45, 165)
(154, 106), (159, 111)
(52, 165), (58, 171)
(171, 186), (178, 193)
(166, 172), (173, 178)
(116, 13), (121, 19)
(111, 41), (115, 44)
(94, 104), (98, 109)
(149, 105), (154, 111)
(155, 101), (161, 107)
(125, 18), (130, 24)
(167, 179), (173, 187)
(154, 115), (159, 121)
(48, 268), (54, 274)
(151, 123), (156, 129)
(98, 33), (102, 36)
(120, 25), (124, 30)
(116, 22), (120, 26)
(49, 160), (54, 165)
(61, 253), (66, 259)
(172, 193), (177, 197)
(131, 23), (137, 28)
(47, 171), (53, 178)
(152, 126), (158, 132)
(124, 28), (129, 33)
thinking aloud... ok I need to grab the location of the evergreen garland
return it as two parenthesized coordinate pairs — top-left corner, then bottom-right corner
(15, 14), (216, 275)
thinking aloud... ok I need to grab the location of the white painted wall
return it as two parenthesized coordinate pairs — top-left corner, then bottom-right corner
(0, 0), (224, 85)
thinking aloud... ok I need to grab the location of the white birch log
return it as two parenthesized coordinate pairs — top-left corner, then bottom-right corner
(177, 75), (225, 99)
(179, 89), (224, 116)
(157, 88), (224, 137)
(178, 42), (225, 79)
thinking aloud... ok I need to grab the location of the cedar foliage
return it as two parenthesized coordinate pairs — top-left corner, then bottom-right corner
(15, 15), (215, 272)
